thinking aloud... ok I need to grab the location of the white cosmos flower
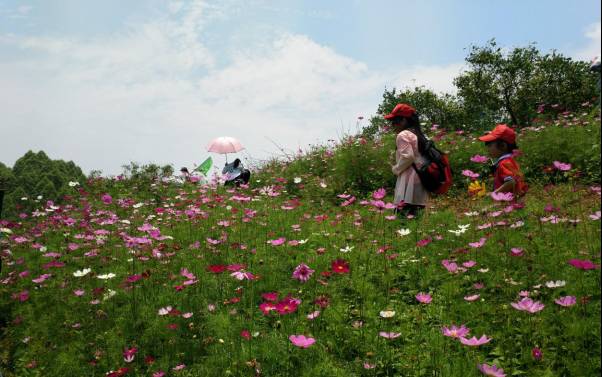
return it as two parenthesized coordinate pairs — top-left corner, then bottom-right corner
(297, 239), (309, 244)
(39, 246), (47, 252)
(133, 203), (144, 208)
(464, 211), (479, 217)
(379, 310), (396, 318)
(0, 228), (12, 234)
(158, 306), (172, 316)
(397, 228), (411, 236)
(97, 273), (116, 280)
(68, 181), (79, 187)
(339, 245), (354, 253)
(545, 280), (566, 289)
(293, 177), (302, 184)
(73, 268), (92, 277)
(103, 289), (117, 300)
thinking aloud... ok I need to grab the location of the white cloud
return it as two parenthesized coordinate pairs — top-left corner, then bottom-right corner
(391, 63), (465, 95)
(0, 0), (462, 175)
(573, 22), (601, 61)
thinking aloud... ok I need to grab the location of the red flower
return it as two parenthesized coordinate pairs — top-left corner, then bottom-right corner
(207, 265), (227, 273)
(240, 329), (251, 340)
(314, 295), (330, 308)
(331, 259), (350, 274)
(275, 298), (299, 315)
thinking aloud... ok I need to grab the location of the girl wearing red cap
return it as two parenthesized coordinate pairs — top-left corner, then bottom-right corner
(478, 124), (527, 196)
(385, 103), (429, 217)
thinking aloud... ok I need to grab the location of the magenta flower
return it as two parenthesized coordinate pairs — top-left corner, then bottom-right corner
(101, 193), (113, 204)
(379, 331), (402, 339)
(511, 298), (545, 313)
(292, 263), (315, 282)
(478, 363), (506, 376)
(568, 259), (599, 270)
(490, 192), (514, 202)
(552, 161), (572, 171)
(471, 154), (489, 163)
(441, 325), (470, 339)
(289, 335), (315, 348)
(554, 296), (577, 307)
(532, 347), (543, 361)
(460, 335), (491, 346)
(415, 292), (432, 304)
(123, 347), (138, 363)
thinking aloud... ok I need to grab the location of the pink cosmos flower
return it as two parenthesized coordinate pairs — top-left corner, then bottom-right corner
(532, 347), (543, 361)
(231, 271), (256, 280)
(462, 260), (477, 268)
(478, 363), (506, 377)
(32, 274), (51, 284)
(259, 302), (276, 315)
(469, 238), (487, 248)
(74, 289), (85, 296)
(511, 298), (545, 313)
(554, 296), (577, 307)
(441, 325), (470, 339)
(372, 188), (386, 200)
(470, 155), (489, 163)
(416, 293), (432, 304)
(510, 248), (524, 257)
(292, 263), (314, 282)
(379, 331), (401, 339)
(464, 294), (480, 302)
(268, 237), (286, 246)
(462, 170), (480, 179)
(589, 211), (601, 220)
(289, 335), (315, 348)
(460, 335), (491, 346)
(182, 312), (193, 318)
(153, 371), (166, 377)
(568, 259), (599, 270)
(363, 362), (376, 369)
(491, 192), (514, 202)
(552, 161), (572, 171)
(101, 194), (113, 204)
(173, 364), (186, 371)
(307, 310), (321, 320)
(442, 259), (459, 273)
(262, 292), (279, 302)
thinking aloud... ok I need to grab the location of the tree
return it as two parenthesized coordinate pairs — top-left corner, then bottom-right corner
(1, 150), (86, 218)
(363, 86), (468, 137)
(454, 40), (598, 128)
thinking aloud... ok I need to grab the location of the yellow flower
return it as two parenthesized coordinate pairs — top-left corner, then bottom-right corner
(468, 180), (487, 197)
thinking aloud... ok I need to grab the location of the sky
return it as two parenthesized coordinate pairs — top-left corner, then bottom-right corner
(0, 0), (600, 176)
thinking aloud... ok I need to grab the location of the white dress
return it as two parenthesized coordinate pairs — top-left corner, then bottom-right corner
(392, 130), (429, 206)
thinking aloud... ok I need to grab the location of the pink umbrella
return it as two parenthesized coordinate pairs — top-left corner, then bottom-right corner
(206, 136), (244, 162)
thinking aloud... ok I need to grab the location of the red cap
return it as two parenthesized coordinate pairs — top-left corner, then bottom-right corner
(478, 124), (516, 144)
(384, 103), (416, 119)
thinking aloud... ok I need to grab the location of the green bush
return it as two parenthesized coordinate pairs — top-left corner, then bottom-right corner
(0, 151), (86, 218)
(255, 109), (601, 199)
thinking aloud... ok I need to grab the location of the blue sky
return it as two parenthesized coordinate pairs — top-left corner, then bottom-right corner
(0, 0), (600, 175)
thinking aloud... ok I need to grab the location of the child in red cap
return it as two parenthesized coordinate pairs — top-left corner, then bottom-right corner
(478, 124), (527, 196)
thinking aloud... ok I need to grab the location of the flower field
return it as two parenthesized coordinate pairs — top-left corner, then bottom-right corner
(1, 175), (600, 376)
(1, 112), (601, 376)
